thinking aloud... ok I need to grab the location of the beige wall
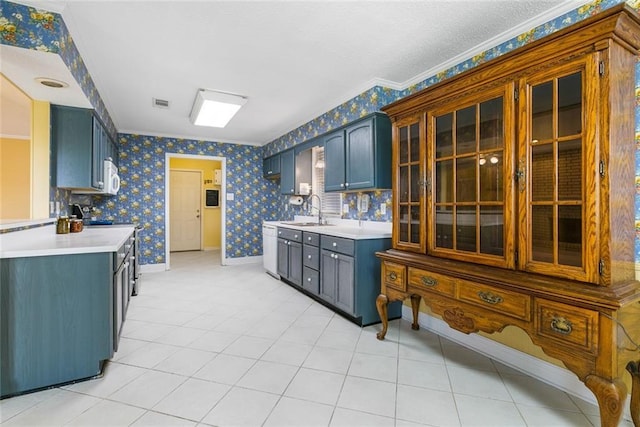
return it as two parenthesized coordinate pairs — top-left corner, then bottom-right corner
(169, 158), (222, 249)
(0, 137), (31, 218)
(0, 75), (50, 220)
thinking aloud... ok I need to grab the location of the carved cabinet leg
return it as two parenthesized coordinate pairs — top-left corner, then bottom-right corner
(585, 374), (627, 427)
(410, 294), (421, 330)
(376, 294), (389, 340)
(626, 361), (640, 426)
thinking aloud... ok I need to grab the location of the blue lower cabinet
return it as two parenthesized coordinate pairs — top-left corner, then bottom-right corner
(319, 235), (401, 326)
(0, 253), (113, 398)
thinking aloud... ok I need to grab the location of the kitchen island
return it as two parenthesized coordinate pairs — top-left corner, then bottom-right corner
(266, 218), (401, 325)
(0, 224), (135, 398)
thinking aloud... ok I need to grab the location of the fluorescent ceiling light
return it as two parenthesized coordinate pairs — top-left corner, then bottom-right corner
(189, 89), (247, 128)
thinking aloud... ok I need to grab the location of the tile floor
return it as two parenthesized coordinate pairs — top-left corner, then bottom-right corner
(1, 251), (632, 426)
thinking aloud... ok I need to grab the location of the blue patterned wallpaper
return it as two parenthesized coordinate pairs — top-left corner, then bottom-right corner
(3, 0), (640, 263)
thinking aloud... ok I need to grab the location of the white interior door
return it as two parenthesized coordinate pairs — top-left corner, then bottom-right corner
(170, 170), (202, 252)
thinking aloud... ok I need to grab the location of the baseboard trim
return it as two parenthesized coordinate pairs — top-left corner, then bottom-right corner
(402, 307), (600, 403)
(223, 255), (262, 266)
(140, 263), (166, 273)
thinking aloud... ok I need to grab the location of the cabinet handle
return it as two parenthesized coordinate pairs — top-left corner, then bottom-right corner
(294, 234), (298, 239)
(477, 291), (503, 305)
(516, 158), (526, 193)
(287, 241), (291, 246)
(345, 182), (349, 187)
(421, 276), (438, 287)
(550, 316), (573, 335)
(308, 236), (312, 241)
(308, 255), (312, 259)
(307, 277), (312, 282)
(340, 183), (344, 188)
(332, 242), (337, 247)
(389, 272), (397, 281)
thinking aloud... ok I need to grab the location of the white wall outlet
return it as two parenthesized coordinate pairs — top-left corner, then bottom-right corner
(380, 203), (386, 215)
(343, 203), (349, 214)
(55, 201), (60, 215)
(50, 201), (55, 214)
(226, 192), (234, 201)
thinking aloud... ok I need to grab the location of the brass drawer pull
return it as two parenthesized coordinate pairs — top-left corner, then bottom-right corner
(550, 316), (573, 335)
(478, 291), (503, 305)
(388, 272), (398, 281)
(421, 276), (438, 287)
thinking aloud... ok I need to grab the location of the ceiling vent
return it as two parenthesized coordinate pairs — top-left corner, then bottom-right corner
(152, 98), (170, 109)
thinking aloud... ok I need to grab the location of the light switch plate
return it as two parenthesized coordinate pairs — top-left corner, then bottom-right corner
(226, 193), (234, 201)
(380, 203), (386, 215)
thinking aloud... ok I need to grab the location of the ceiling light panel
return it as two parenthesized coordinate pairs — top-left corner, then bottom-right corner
(189, 89), (247, 128)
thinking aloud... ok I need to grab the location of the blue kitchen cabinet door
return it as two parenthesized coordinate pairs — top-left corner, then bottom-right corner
(0, 253), (113, 398)
(280, 150), (295, 194)
(323, 113), (392, 192)
(323, 130), (346, 192)
(263, 154), (280, 178)
(51, 105), (116, 191)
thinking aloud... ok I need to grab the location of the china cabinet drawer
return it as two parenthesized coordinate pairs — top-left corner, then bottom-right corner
(535, 299), (598, 354)
(458, 281), (531, 321)
(382, 261), (406, 292)
(408, 268), (455, 297)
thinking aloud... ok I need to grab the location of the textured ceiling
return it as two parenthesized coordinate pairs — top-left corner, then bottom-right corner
(6, 1), (587, 145)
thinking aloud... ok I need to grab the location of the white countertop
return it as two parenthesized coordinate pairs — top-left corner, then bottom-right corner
(0, 218), (56, 231)
(0, 224), (135, 259)
(264, 217), (391, 240)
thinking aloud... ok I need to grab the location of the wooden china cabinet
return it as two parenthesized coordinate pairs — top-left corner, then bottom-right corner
(376, 5), (640, 426)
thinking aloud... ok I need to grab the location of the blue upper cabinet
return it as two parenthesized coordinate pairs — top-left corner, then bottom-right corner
(280, 149), (295, 195)
(324, 113), (392, 192)
(51, 105), (117, 192)
(263, 154), (281, 178)
(324, 130), (346, 192)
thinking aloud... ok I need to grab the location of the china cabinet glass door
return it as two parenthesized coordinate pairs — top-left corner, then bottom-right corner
(518, 59), (598, 283)
(428, 86), (515, 268)
(393, 116), (425, 252)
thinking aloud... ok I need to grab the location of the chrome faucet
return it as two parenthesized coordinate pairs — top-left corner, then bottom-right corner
(307, 193), (323, 224)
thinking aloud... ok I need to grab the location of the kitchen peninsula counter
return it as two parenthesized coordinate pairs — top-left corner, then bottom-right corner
(0, 224), (134, 259)
(265, 218), (391, 240)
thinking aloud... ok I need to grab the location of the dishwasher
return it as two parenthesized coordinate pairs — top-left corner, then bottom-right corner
(262, 223), (279, 278)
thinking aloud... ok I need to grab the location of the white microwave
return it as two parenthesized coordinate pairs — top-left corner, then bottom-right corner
(103, 159), (121, 195)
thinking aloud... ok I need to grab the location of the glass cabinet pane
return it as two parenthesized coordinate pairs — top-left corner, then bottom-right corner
(410, 123), (420, 161)
(436, 206), (453, 249)
(479, 152), (503, 202)
(558, 73), (582, 137)
(410, 165), (420, 202)
(531, 143), (553, 201)
(456, 207), (477, 252)
(411, 208), (421, 244)
(480, 97), (503, 151)
(531, 81), (553, 142)
(399, 166), (409, 203)
(558, 205), (582, 267)
(531, 205), (553, 263)
(436, 160), (453, 203)
(456, 106), (476, 154)
(480, 206), (503, 256)
(436, 113), (453, 157)
(456, 157), (476, 202)
(558, 139), (581, 201)
(399, 205), (409, 242)
(399, 127), (408, 163)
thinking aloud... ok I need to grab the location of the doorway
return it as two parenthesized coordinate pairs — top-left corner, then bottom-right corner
(165, 153), (226, 269)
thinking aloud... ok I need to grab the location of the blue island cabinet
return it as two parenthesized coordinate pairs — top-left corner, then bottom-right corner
(0, 253), (113, 398)
(319, 235), (401, 326)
